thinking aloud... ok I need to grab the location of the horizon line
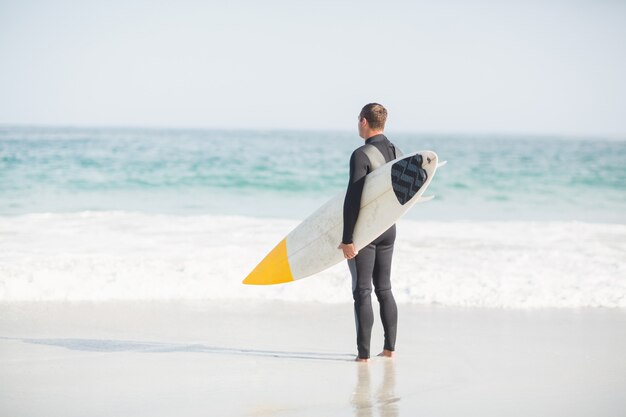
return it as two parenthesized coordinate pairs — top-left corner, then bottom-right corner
(1, 122), (625, 141)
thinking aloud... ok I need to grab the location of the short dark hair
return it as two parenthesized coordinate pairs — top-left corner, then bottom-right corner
(359, 103), (387, 130)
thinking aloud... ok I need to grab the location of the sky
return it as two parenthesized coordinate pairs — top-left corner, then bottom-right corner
(1, 0), (625, 136)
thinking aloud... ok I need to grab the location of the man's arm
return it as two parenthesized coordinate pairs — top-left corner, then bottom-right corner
(341, 150), (369, 248)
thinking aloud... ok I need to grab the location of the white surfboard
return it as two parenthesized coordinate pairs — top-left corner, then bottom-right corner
(243, 151), (440, 285)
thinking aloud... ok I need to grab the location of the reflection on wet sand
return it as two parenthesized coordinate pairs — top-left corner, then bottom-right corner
(352, 360), (400, 417)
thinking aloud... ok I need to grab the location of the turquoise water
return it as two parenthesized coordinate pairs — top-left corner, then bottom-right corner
(1, 126), (625, 222)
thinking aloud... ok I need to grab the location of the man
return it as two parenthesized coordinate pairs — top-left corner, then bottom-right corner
(338, 103), (400, 363)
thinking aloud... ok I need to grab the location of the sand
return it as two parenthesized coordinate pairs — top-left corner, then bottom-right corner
(1, 300), (625, 416)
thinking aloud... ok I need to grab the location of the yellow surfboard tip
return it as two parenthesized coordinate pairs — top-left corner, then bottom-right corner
(243, 238), (294, 285)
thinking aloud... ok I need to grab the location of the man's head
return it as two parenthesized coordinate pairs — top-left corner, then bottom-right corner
(358, 103), (387, 139)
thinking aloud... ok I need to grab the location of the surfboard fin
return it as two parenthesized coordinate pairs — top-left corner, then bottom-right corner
(437, 160), (447, 168)
(416, 195), (434, 202)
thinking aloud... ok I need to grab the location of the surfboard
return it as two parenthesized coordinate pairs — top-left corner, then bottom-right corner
(243, 151), (441, 285)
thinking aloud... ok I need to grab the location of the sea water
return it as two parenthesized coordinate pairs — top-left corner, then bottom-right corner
(1, 126), (625, 307)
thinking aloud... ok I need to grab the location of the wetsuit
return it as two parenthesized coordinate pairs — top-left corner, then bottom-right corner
(342, 133), (399, 359)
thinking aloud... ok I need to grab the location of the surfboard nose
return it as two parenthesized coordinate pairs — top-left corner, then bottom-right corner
(242, 238), (295, 285)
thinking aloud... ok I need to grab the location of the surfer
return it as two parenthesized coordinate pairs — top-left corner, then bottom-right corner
(338, 103), (399, 363)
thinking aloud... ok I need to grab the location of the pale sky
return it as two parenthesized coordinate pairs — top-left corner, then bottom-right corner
(1, 0), (625, 136)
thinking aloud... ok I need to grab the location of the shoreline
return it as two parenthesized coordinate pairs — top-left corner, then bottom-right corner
(2, 215), (625, 308)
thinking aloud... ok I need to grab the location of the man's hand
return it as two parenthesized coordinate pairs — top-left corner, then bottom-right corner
(338, 242), (358, 259)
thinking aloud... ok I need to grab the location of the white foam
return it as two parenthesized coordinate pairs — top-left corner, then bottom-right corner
(1, 212), (625, 308)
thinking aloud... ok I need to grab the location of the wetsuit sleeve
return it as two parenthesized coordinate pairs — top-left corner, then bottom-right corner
(342, 150), (370, 244)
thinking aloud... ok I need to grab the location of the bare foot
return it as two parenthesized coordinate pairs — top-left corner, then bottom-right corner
(355, 357), (370, 363)
(377, 349), (395, 358)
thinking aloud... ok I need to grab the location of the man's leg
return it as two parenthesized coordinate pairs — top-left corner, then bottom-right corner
(349, 243), (376, 359)
(372, 225), (398, 354)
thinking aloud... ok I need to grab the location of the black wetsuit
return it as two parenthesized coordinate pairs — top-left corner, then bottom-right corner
(342, 134), (399, 359)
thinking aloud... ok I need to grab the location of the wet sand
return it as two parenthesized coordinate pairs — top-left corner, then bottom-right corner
(1, 301), (625, 416)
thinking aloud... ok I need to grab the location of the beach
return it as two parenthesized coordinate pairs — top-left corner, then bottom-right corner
(1, 300), (625, 416)
(1, 126), (625, 415)
(3, 0), (626, 413)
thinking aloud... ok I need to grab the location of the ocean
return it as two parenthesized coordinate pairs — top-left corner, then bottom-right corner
(1, 126), (625, 307)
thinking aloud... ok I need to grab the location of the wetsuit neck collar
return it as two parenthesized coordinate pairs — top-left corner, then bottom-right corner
(365, 133), (386, 144)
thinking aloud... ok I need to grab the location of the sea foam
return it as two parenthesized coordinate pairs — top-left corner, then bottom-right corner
(1, 212), (624, 308)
